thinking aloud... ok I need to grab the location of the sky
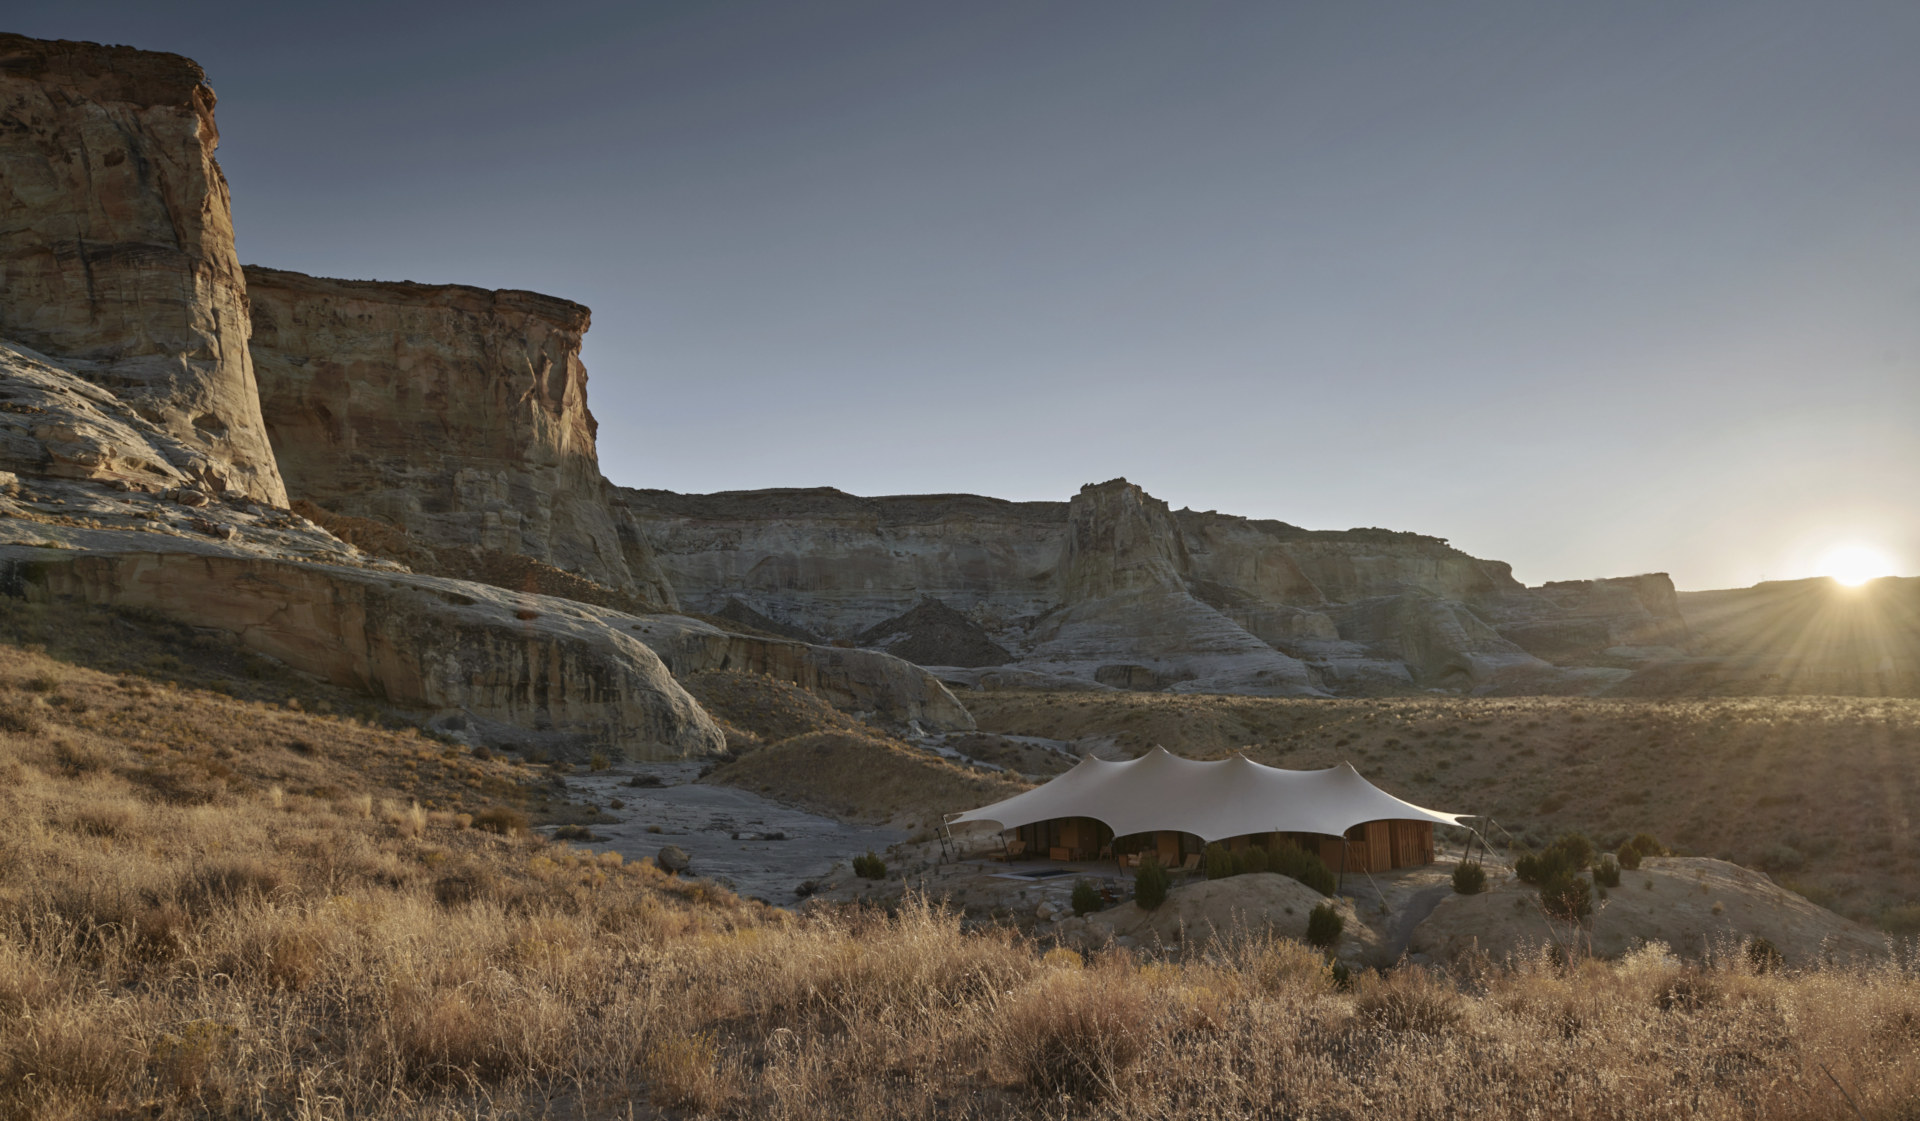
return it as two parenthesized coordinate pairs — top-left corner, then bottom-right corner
(16, 2), (1920, 590)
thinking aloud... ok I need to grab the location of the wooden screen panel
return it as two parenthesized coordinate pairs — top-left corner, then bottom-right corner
(1387, 820), (1432, 868)
(1363, 821), (1393, 873)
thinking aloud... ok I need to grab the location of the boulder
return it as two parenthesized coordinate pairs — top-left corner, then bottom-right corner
(656, 845), (691, 875)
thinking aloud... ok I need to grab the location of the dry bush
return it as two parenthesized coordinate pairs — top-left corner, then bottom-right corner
(988, 962), (1152, 1100)
(1353, 966), (1465, 1034)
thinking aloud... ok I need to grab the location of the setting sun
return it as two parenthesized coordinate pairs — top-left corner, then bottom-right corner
(1815, 543), (1898, 586)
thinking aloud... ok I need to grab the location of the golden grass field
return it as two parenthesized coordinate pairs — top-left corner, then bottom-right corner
(968, 690), (1920, 935)
(3, 606), (1919, 1118)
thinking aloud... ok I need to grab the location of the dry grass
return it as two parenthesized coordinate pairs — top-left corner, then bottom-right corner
(969, 691), (1920, 929)
(1, 640), (1918, 1117)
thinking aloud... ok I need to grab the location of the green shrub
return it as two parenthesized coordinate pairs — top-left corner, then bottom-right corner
(1550, 832), (1595, 871)
(1237, 845), (1269, 875)
(1204, 842), (1234, 880)
(1617, 842), (1643, 870)
(1539, 871), (1592, 921)
(1134, 856), (1170, 911)
(1624, 832), (1667, 860)
(1451, 861), (1487, 895)
(1306, 902), (1344, 948)
(1267, 841), (1338, 896)
(588, 751), (611, 772)
(1593, 856), (1622, 888)
(1754, 843), (1806, 874)
(1071, 878), (1102, 916)
(1517, 833), (1598, 885)
(852, 850), (887, 879)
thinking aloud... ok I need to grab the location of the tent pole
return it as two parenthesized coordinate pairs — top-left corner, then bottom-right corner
(1338, 837), (1350, 895)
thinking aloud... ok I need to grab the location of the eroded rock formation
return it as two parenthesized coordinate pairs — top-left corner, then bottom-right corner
(245, 267), (674, 603)
(3, 541), (724, 758)
(0, 35), (285, 504)
(624, 477), (1693, 696)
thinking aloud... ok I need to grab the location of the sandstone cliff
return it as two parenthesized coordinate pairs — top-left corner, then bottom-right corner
(623, 477), (1693, 696)
(616, 486), (1066, 637)
(245, 267), (675, 604)
(0, 35), (284, 504)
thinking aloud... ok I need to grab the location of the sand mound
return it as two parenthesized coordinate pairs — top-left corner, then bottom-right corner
(705, 729), (1025, 826)
(677, 670), (859, 749)
(858, 597), (1012, 668)
(1411, 857), (1891, 967)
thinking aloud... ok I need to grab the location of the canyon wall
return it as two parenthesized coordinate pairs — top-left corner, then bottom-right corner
(625, 477), (1690, 696)
(616, 487), (1066, 636)
(246, 267), (674, 604)
(0, 35), (284, 504)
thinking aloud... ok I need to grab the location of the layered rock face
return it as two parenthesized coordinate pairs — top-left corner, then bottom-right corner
(630, 476), (1692, 696)
(1027, 480), (1321, 695)
(0, 35), (284, 504)
(617, 487), (1067, 636)
(246, 267), (674, 603)
(1, 539), (725, 759)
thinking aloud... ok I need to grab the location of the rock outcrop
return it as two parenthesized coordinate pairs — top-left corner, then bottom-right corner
(245, 267), (674, 603)
(621, 614), (975, 732)
(0, 527), (724, 759)
(0, 35), (285, 504)
(1025, 480), (1321, 695)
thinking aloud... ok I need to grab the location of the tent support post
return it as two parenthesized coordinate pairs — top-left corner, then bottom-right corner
(1338, 838), (1350, 895)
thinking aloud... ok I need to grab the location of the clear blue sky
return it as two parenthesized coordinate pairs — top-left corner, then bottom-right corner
(17, 2), (1920, 589)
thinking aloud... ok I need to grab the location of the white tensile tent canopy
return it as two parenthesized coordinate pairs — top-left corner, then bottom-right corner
(947, 746), (1464, 842)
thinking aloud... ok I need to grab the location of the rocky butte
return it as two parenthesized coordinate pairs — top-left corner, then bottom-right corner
(0, 34), (284, 504)
(245, 266), (676, 604)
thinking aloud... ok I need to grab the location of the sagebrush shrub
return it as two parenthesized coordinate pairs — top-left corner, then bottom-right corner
(1134, 855), (1170, 910)
(1306, 902), (1344, 947)
(1071, 878), (1102, 916)
(1204, 842), (1234, 880)
(1452, 860), (1487, 895)
(1593, 856), (1622, 888)
(1539, 871), (1593, 921)
(1625, 832), (1667, 859)
(1617, 842), (1643, 870)
(1268, 841), (1337, 896)
(853, 850), (887, 879)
